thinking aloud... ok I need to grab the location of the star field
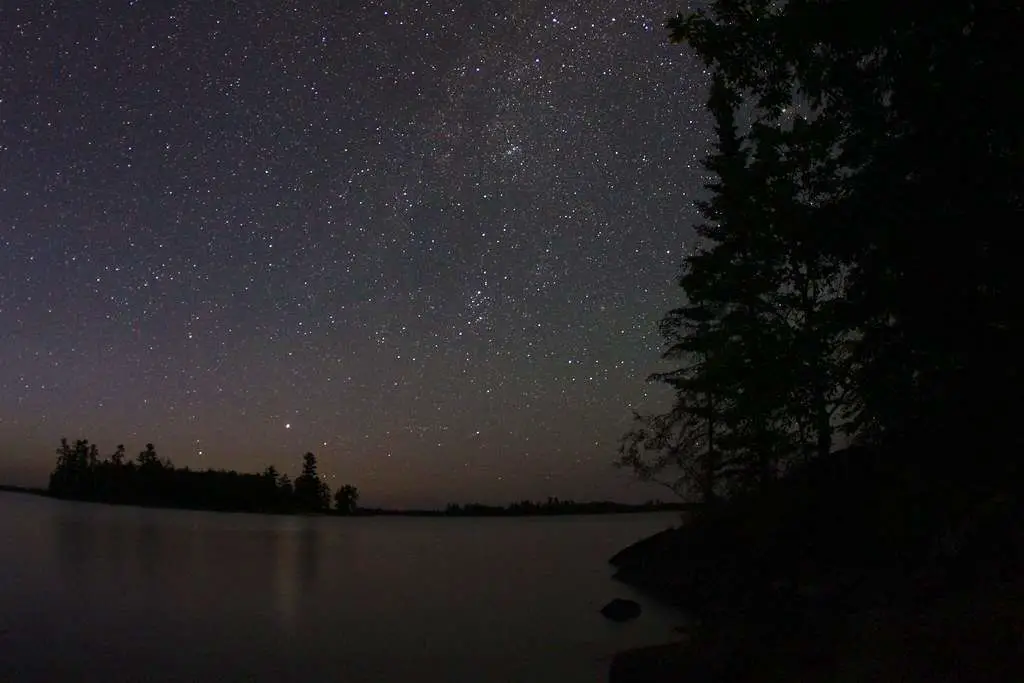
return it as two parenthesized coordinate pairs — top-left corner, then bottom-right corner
(0, 1), (710, 507)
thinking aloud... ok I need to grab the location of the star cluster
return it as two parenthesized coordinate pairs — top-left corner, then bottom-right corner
(0, 1), (710, 507)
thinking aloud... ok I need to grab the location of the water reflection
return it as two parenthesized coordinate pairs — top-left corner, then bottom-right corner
(272, 517), (321, 637)
(273, 522), (300, 636)
(55, 507), (96, 588)
(105, 514), (133, 585)
(298, 519), (319, 590)
(136, 517), (164, 581)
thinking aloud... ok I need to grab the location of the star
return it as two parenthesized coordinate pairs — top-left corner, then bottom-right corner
(0, 0), (710, 508)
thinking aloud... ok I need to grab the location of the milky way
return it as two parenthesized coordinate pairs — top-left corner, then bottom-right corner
(0, 1), (711, 506)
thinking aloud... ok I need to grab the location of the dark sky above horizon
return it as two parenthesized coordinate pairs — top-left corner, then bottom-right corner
(0, 0), (710, 507)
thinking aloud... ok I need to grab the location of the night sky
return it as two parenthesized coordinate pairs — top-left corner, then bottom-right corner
(0, 1), (710, 507)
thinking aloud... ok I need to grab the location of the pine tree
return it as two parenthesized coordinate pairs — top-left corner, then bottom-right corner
(622, 26), (859, 498)
(667, 0), (1024, 478)
(294, 452), (328, 512)
(278, 474), (294, 503)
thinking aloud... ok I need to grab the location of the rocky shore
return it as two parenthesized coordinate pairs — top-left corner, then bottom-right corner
(609, 576), (1024, 683)
(605, 447), (1024, 682)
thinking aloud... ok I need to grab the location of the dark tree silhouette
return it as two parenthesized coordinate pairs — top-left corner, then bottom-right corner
(617, 407), (710, 502)
(333, 484), (359, 514)
(278, 474), (294, 502)
(46, 438), (356, 516)
(626, 0), (1024, 503)
(668, 0), (1024, 472)
(619, 68), (854, 500)
(609, 4), (1024, 675)
(137, 443), (160, 469)
(293, 452), (330, 512)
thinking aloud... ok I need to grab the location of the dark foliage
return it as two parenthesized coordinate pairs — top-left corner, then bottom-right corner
(670, 0), (1021, 470)
(611, 2), (1024, 677)
(47, 439), (357, 515)
(623, 0), (1022, 503)
(334, 484), (360, 514)
(294, 452), (331, 512)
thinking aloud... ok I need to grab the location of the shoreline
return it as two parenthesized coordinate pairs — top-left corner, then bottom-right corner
(0, 486), (692, 519)
(604, 477), (1024, 682)
(609, 575), (1024, 683)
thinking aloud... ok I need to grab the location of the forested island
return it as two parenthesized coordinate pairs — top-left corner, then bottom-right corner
(606, 2), (1023, 681)
(47, 438), (357, 514)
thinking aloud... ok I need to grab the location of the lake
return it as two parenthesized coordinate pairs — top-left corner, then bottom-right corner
(0, 492), (684, 682)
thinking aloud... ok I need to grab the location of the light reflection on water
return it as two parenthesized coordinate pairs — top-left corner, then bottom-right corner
(0, 493), (683, 682)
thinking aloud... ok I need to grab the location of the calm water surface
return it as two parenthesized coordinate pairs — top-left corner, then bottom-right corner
(0, 493), (683, 682)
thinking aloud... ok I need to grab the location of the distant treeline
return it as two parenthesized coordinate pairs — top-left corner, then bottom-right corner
(0, 484), (47, 495)
(48, 438), (359, 514)
(360, 499), (696, 517)
(444, 499), (693, 516)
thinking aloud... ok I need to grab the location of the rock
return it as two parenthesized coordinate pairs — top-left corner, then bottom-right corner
(601, 598), (642, 622)
(609, 527), (680, 568)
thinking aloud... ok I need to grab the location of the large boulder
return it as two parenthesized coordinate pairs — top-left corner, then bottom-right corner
(601, 598), (642, 622)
